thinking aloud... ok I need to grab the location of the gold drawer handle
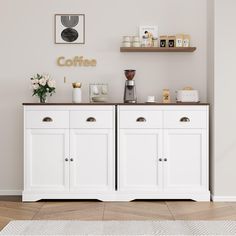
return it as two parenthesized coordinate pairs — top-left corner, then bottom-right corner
(86, 117), (96, 122)
(42, 117), (53, 122)
(136, 117), (146, 122)
(180, 117), (190, 122)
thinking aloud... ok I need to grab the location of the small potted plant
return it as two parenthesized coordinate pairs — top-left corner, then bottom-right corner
(31, 74), (56, 103)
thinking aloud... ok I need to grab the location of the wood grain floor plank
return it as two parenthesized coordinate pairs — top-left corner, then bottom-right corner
(33, 201), (104, 220)
(166, 201), (236, 220)
(0, 202), (43, 219)
(103, 201), (173, 220)
(0, 200), (44, 230)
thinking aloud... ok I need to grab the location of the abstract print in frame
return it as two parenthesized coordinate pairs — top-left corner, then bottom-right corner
(55, 14), (85, 44)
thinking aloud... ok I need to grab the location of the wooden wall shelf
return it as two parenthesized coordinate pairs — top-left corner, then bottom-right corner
(120, 47), (197, 53)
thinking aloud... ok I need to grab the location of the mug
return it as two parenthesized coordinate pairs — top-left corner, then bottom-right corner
(123, 36), (131, 42)
(133, 36), (140, 42)
(147, 96), (155, 103)
(132, 42), (141, 47)
(123, 41), (131, 47)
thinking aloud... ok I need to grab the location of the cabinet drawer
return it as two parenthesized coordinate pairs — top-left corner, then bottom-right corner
(164, 111), (207, 129)
(26, 111), (69, 129)
(70, 111), (113, 129)
(119, 110), (162, 129)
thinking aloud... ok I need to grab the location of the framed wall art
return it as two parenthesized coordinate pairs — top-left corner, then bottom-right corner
(55, 14), (85, 44)
(139, 25), (158, 40)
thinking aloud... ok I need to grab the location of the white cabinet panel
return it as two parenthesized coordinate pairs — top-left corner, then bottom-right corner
(70, 129), (114, 192)
(25, 129), (69, 192)
(164, 129), (208, 191)
(119, 129), (163, 192)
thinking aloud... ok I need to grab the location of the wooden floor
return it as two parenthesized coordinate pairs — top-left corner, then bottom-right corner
(1, 196), (236, 230)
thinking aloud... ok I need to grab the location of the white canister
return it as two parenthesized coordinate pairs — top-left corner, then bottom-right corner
(132, 41), (141, 47)
(183, 35), (191, 47)
(133, 36), (140, 42)
(72, 88), (82, 103)
(153, 37), (158, 47)
(141, 36), (149, 47)
(122, 41), (131, 47)
(123, 36), (131, 42)
(176, 34), (184, 47)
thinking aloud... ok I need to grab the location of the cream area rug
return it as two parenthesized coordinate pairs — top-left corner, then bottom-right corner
(1, 220), (236, 236)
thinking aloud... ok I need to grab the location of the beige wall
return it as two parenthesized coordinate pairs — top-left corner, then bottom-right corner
(211, 0), (236, 199)
(0, 0), (207, 193)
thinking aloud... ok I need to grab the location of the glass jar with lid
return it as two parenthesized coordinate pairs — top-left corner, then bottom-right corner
(142, 36), (148, 47)
(153, 37), (158, 47)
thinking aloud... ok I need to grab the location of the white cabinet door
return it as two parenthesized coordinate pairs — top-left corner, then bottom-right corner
(119, 129), (163, 192)
(70, 129), (114, 192)
(25, 129), (70, 192)
(164, 129), (208, 192)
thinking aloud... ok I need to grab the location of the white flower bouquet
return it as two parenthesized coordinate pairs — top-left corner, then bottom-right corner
(31, 74), (56, 103)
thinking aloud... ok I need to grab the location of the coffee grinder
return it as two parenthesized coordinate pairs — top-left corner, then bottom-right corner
(123, 70), (137, 103)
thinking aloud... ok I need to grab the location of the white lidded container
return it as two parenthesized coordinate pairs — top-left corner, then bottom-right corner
(176, 90), (199, 103)
(72, 82), (82, 103)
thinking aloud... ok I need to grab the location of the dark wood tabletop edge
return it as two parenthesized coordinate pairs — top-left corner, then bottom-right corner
(22, 102), (210, 106)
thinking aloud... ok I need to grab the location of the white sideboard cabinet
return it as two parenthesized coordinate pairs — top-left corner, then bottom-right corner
(23, 105), (115, 201)
(23, 104), (210, 202)
(118, 105), (210, 201)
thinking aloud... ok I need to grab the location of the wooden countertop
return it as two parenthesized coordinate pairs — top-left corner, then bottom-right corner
(23, 102), (210, 106)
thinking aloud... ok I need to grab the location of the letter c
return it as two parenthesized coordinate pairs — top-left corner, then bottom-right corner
(57, 57), (65, 66)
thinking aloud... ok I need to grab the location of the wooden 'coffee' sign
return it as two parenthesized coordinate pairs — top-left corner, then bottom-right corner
(57, 56), (97, 67)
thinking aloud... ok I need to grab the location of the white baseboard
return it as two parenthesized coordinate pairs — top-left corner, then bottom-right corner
(0, 190), (22, 196)
(211, 195), (236, 202)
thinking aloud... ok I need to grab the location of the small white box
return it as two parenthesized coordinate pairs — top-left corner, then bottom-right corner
(176, 90), (199, 103)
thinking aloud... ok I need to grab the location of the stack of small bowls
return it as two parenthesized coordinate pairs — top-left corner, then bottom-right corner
(122, 36), (132, 47)
(132, 36), (141, 47)
(122, 36), (141, 48)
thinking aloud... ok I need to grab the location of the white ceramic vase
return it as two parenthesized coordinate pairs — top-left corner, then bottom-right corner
(72, 88), (82, 103)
